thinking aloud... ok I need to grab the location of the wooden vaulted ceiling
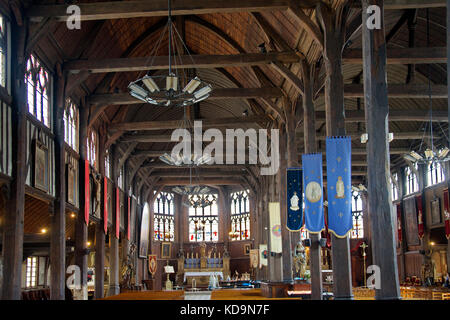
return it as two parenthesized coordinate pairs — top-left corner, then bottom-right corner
(26, 0), (449, 192)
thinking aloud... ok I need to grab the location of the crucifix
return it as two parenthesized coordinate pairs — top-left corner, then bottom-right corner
(360, 242), (368, 287)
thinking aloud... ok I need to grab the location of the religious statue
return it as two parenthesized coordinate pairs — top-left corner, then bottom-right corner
(199, 242), (207, 258)
(93, 173), (102, 217)
(120, 243), (136, 289)
(293, 241), (307, 279)
(335, 176), (345, 199)
(290, 191), (300, 211)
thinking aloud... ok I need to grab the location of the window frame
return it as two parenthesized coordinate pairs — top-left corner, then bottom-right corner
(405, 164), (419, 195)
(153, 192), (175, 242)
(64, 98), (79, 152)
(426, 161), (446, 187)
(230, 190), (251, 241)
(351, 190), (364, 239)
(188, 193), (219, 242)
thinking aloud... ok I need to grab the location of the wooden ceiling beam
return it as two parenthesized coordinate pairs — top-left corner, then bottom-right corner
(343, 47), (447, 64)
(89, 88), (284, 105)
(155, 178), (244, 186)
(64, 52), (300, 74)
(110, 115), (268, 132)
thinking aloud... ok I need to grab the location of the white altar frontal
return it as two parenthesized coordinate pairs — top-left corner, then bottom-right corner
(184, 271), (224, 283)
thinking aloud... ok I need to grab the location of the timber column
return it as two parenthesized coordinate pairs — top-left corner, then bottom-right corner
(301, 61), (323, 300)
(108, 145), (120, 296)
(1, 15), (27, 301)
(94, 130), (107, 299)
(74, 102), (89, 300)
(317, 1), (353, 300)
(50, 64), (66, 300)
(447, 0), (450, 276)
(362, 0), (400, 299)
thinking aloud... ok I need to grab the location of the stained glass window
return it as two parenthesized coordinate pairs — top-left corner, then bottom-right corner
(153, 192), (175, 242)
(87, 129), (98, 169)
(188, 194), (219, 242)
(405, 165), (419, 195)
(426, 161), (445, 186)
(0, 15), (6, 87)
(230, 190), (250, 241)
(25, 55), (51, 127)
(64, 98), (78, 151)
(351, 191), (364, 239)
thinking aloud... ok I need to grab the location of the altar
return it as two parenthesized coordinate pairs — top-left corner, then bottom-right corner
(177, 243), (230, 287)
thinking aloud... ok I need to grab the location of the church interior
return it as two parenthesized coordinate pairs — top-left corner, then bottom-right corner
(0, 0), (449, 301)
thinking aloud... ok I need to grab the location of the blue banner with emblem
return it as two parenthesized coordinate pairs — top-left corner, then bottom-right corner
(326, 137), (352, 238)
(302, 153), (324, 234)
(286, 168), (303, 231)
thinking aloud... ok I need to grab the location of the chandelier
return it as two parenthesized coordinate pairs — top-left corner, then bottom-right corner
(173, 185), (210, 197)
(403, 9), (449, 164)
(127, 0), (212, 107)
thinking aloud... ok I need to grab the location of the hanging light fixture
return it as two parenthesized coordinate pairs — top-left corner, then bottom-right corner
(403, 9), (450, 164)
(128, 0), (212, 107)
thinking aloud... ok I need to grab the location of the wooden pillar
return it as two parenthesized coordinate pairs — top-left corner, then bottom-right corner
(94, 131), (106, 299)
(447, 0), (450, 268)
(108, 145), (120, 296)
(74, 103), (89, 300)
(278, 127), (292, 281)
(1, 19), (27, 300)
(317, 1), (353, 300)
(50, 64), (66, 300)
(301, 60), (322, 300)
(362, 0), (400, 300)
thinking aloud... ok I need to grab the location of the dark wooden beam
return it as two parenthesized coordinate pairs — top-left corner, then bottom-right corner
(362, 0), (401, 299)
(89, 88), (284, 106)
(64, 52), (300, 74)
(110, 115), (268, 132)
(343, 47), (447, 64)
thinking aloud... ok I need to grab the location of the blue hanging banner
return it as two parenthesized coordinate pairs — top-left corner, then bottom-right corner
(286, 168), (303, 231)
(302, 154), (324, 234)
(326, 137), (352, 238)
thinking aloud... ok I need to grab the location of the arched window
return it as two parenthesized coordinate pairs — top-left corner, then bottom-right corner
(64, 98), (79, 151)
(390, 172), (399, 201)
(351, 190), (364, 239)
(25, 55), (50, 127)
(104, 151), (111, 179)
(230, 190), (250, 241)
(153, 192), (175, 242)
(426, 161), (445, 186)
(0, 15), (7, 87)
(188, 194), (219, 242)
(405, 165), (419, 195)
(87, 129), (98, 169)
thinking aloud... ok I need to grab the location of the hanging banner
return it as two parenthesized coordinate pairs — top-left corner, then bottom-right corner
(127, 196), (131, 240)
(103, 177), (108, 234)
(397, 203), (402, 244)
(116, 187), (120, 239)
(326, 137), (352, 238)
(84, 160), (90, 225)
(148, 254), (157, 275)
(286, 168), (303, 231)
(302, 153), (324, 234)
(259, 244), (268, 268)
(444, 189), (450, 239)
(416, 194), (424, 239)
(269, 202), (282, 253)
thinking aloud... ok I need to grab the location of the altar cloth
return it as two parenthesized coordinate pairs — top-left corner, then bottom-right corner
(184, 271), (224, 282)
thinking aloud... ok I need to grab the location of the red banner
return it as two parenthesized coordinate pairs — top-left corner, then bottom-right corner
(397, 203), (402, 244)
(444, 189), (450, 239)
(116, 187), (120, 239)
(416, 195), (424, 239)
(103, 177), (108, 234)
(84, 160), (90, 225)
(127, 196), (131, 240)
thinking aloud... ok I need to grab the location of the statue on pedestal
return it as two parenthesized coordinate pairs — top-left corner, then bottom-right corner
(293, 241), (307, 280)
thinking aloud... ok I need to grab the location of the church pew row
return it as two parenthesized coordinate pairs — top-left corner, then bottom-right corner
(352, 287), (450, 300)
(100, 290), (185, 300)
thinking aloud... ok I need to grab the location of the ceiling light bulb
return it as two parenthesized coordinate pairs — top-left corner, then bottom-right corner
(193, 85), (212, 100)
(439, 147), (449, 158)
(360, 133), (368, 144)
(410, 151), (423, 161)
(183, 77), (201, 94)
(166, 75), (178, 91)
(388, 133), (394, 142)
(128, 82), (148, 97)
(142, 76), (160, 93)
(424, 148), (435, 159)
(41, 228), (47, 234)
